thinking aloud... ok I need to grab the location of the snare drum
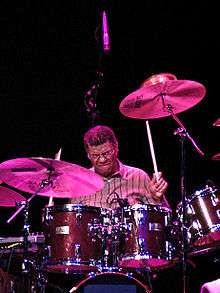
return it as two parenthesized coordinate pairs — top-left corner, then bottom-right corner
(42, 204), (109, 272)
(177, 186), (220, 248)
(113, 204), (174, 269)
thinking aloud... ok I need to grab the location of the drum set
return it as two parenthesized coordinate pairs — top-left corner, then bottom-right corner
(0, 157), (219, 292)
(0, 73), (219, 292)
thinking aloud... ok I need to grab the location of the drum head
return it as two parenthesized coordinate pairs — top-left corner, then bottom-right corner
(70, 272), (151, 293)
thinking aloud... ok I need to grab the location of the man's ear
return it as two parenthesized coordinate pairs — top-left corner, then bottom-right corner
(115, 146), (119, 157)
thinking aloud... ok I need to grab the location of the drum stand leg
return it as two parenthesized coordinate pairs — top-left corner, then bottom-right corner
(5, 180), (53, 293)
(101, 231), (109, 268)
(112, 239), (119, 268)
(14, 201), (34, 293)
(111, 236), (120, 269)
(175, 134), (200, 293)
(179, 134), (189, 293)
(20, 202), (47, 293)
(100, 229), (120, 270)
(31, 248), (49, 293)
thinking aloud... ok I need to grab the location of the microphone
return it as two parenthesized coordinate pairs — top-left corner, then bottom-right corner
(102, 10), (110, 54)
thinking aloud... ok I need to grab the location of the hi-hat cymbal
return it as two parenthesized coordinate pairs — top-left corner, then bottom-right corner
(119, 74), (206, 119)
(211, 153), (220, 161)
(0, 158), (104, 198)
(0, 186), (25, 207)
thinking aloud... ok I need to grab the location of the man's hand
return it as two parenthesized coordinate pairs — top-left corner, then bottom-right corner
(149, 171), (168, 201)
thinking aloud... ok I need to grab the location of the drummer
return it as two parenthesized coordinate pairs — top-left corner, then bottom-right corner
(69, 125), (170, 209)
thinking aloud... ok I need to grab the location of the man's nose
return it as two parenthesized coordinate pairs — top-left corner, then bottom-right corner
(99, 154), (107, 162)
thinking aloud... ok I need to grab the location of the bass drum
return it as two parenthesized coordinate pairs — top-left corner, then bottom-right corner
(70, 271), (151, 293)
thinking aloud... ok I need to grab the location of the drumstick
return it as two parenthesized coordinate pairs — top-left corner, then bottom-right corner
(145, 120), (159, 181)
(48, 147), (62, 206)
(55, 147), (62, 161)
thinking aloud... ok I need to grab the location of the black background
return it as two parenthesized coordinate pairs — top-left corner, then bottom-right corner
(0, 1), (220, 292)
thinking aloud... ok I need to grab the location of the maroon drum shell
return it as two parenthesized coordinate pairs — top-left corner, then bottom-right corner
(113, 204), (173, 268)
(185, 188), (220, 247)
(42, 204), (103, 266)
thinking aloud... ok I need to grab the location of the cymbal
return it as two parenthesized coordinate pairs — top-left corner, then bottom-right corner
(0, 158), (104, 198)
(140, 73), (177, 88)
(119, 75), (206, 119)
(211, 153), (220, 161)
(213, 118), (220, 127)
(0, 186), (25, 207)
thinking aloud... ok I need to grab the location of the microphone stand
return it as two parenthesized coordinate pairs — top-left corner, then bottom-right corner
(83, 8), (111, 127)
(166, 104), (205, 293)
(84, 71), (103, 126)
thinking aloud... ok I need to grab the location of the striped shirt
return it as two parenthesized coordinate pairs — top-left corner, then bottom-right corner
(69, 161), (169, 209)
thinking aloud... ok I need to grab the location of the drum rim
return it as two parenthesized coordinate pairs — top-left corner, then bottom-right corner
(189, 186), (218, 201)
(69, 271), (151, 293)
(43, 204), (104, 213)
(122, 203), (172, 213)
(46, 258), (101, 267)
(120, 251), (173, 263)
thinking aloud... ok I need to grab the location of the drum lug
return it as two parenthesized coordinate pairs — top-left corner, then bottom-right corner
(166, 241), (173, 258)
(46, 245), (51, 258)
(138, 238), (145, 253)
(89, 259), (97, 267)
(74, 243), (81, 261)
(137, 211), (145, 223)
(76, 211), (82, 225)
(211, 194), (219, 206)
(149, 222), (162, 231)
(103, 249), (109, 267)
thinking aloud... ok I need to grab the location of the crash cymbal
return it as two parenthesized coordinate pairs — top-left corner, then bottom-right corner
(141, 72), (177, 88)
(119, 73), (206, 119)
(0, 186), (25, 207)
(213, 118), (220, 127)
(0, 158), (104, 198)
(211, 153), (220, 161)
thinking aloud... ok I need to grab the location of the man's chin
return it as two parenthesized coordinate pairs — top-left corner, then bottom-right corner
(95, 166), (111, 177)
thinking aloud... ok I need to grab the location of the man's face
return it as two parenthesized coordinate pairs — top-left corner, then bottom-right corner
(87, 141), (118, 177)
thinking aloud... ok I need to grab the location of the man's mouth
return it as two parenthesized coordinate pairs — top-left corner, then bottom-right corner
(98, 163), (110, 167)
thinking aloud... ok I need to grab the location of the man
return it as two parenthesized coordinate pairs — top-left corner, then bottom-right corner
(200, 279), (220, 293)
(70, 125), (169, 208)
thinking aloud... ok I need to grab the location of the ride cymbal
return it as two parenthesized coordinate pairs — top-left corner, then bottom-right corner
(0, 186), (25, 207)
(0, 158), (104, 198)
(119, 73), (206, 119)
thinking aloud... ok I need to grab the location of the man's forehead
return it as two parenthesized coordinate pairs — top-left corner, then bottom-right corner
(87, 141), (114, 153)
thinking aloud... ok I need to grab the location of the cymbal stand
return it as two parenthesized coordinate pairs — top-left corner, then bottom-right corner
(7, 178), (54, 224)
(6, 177), (55, 292)
(165, 103), (205, 293)
(21, 199), (30, 275)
